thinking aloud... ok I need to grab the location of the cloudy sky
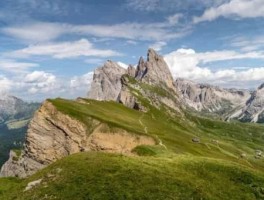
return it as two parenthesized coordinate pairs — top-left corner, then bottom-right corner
(1, 0), (264, 101)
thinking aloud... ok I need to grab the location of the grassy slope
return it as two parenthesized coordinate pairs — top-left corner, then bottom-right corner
(1, 152), (264, 200)
(49, 98), (264, 170)
(1, 80), (264, 199)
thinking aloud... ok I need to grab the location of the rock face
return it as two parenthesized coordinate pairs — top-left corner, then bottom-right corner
(229, 83), (264, 123)
(87, 61), (127, 101)
(135, 49), (174, 89)
(0, 101), (155, 178)
(175, 78), (251, 113)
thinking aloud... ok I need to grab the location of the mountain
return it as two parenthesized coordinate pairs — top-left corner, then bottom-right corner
(175, 78), (264, 123)
(175, 78), (251, 115)
(0, 95), (40, 166)
(0, 49), (264, 199)
(228, 83), (264, 123)
(87, 60), (127, 101)
(0, 95), (39, 124)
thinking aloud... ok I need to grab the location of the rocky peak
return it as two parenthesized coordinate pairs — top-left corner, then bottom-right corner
(135, 48), (174, 89)
(87, 61), (126, 101)
(135, 57), (147, 80)
(127, 64), (136, 77)
(147, 48), (160, 62)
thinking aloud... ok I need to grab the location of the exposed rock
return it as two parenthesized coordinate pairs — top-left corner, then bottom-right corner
(229, 83), (264, 123)
(87, 61), (126, 101)
(135, 49), (174, 89)
(87, 124), (156, 155)
(24, 179), (42, 191)
(135, 57), (147, 80)
(175, 78), (250, 114)
(127, 65), (136, 77)
(240, 153), (247, 159)
(192, 137), (200, 143)
(0, 101), (90, 178)
(0, 100), (155, 178)
(256, 150), (262, 157)
(118, 85), (137, 109)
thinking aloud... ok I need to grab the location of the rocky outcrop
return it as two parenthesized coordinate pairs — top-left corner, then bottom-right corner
(87, 124), (155, 155)
(135, 49), (174, 89)
(87, 61), (127, 101)
(127, 65), (136, 77)
(229, 83), (264, 122)
(0, 100), (155, 178)
(175, 78), (251, 113)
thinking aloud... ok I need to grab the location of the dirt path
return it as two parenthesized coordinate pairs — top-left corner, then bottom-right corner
(139, 113), (148, 134)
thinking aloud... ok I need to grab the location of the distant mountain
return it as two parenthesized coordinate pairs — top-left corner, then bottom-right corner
(228, 83), (264, 123)
(0, 95), (40, 166)
(175, 78), (251, 115)
(0, 95), (39, 124)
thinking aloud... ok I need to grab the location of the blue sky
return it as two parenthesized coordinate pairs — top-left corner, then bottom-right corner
(1, 0), (264, 101)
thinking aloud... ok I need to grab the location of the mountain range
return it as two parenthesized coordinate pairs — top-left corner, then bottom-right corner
(0, 49), (264, 199)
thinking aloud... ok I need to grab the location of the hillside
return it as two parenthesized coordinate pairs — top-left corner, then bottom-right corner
(1, 152), (264, 200)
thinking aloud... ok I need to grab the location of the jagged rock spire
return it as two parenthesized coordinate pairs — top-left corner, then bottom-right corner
(135, 48), (174, 88)
(127, 64), (136, 77)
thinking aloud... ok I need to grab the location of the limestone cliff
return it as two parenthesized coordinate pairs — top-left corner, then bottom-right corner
(87, 61), (127, 101)
(0, 101), (155, 178)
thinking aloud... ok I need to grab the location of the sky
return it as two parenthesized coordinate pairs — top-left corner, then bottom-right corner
(1, 0), (264, 101)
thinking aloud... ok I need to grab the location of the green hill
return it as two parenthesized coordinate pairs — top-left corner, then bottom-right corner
(1, 152), (264, 200)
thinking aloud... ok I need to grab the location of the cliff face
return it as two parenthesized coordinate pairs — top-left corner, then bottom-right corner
(0, 101), (155, 178)
(87, 61), (127, 101)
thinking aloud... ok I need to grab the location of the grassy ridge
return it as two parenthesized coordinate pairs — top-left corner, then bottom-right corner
(49, 98), (264, 170)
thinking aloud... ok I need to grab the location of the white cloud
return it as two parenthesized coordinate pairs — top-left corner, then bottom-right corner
(84, 58), (103, 65)
(126, 0), (228, 12)
(70, 72), (93, 90)
(8, 39), (121, 59)
(24, 71), (58, 94)
(0, 76), (12, 94)
(117, 62), (129, 69)
(167, 13), (183, 25)
(0, 60), (38, 73)
(149, 41), (167, 51)
(2, 22), (64, 43)
(2, 18), (189, 43)
(231, 36), (264, 52)
(194, 0), (264, 23)
(126, 0), (159, 11)
(164, 48), (264, 88)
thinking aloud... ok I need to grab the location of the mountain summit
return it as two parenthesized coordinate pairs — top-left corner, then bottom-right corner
(88, 49), (176, 102)
(135, 48), (174, 89)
